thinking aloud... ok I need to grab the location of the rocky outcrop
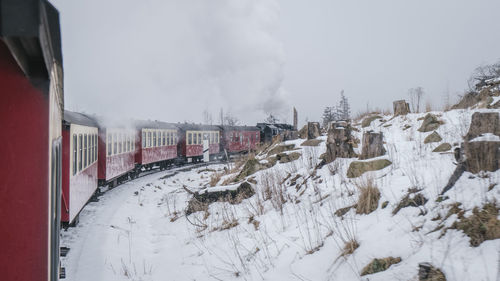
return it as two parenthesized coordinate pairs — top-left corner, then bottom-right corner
(464, 141), (500, 173)
(424, 131), (442, 144)
(393, 100), (410, 116)
(452, 77), (500, 110)
(359, 131), (386, 160)
(462, 112), (500, 173)
(307, 122), (321, 139)
(464, 112), (500, 141)
(347, 159), (392, 178)
(323, 121), (356, 164)
(418, 114), (443, 132)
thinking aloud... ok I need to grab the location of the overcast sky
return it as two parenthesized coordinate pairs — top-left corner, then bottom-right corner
(51, 0), (500, 126)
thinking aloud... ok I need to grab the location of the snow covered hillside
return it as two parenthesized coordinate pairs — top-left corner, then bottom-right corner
(61, 109), (499, 281)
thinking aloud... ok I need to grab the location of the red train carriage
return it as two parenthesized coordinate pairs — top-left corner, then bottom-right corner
(220, 125), (260, 155)
(177, 124), (221, 162)
(62, 111), (99, 225)
(135, 120), (178, 170)
(0, 1), (64, 280)
(97, 123), (137, 187)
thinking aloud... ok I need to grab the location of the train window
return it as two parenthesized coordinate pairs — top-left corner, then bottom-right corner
(142, 132), (145, 148)
(86, 134), (89, 167)
(188, 133), (192, 145)
(198, 133), (201, 145)
(117, 134), (121, 154)
(73, 134), (77, 175)
(83, 134), (87, 168)
(108, 133), (112, 156)
(79, 134), (83, 171)
(113, 133), (118, 155)
(94, 134), (97, 162)
(152, 131), (156, 147)
(90, 135), (93, 163)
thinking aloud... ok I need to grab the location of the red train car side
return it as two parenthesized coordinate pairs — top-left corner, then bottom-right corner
(0, 1), (64, 280)
(177, 124), (221, 162)
(135, 120), (178, 170)
(98, 126), (136, 187)
(62, 111), (99, 225)
(220, 126), (260, 155)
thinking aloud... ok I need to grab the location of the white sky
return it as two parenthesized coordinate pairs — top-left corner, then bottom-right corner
(51, 0), (500, 126)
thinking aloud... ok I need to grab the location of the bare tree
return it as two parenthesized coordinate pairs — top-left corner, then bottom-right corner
(467, 60), (500, 91)
(218, 108), (224, 126)
(408, 87), (424, 113)
(224, 111), (239, 126)
(202, 109), (213, 125)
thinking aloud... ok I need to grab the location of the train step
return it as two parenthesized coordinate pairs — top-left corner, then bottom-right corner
(60, 246), (70, 257)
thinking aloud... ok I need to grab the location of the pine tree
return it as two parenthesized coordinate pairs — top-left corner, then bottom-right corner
(322, 107), (333, 128)
(338, 90), (350, 120)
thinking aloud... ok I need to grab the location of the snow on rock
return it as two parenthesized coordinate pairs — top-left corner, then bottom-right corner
(61, 109), (500, 281)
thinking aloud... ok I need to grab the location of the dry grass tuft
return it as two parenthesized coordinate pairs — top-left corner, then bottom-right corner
(451, 202), (500, 247)
(355, 178), (381, 215)
(341, 239), (359, 257)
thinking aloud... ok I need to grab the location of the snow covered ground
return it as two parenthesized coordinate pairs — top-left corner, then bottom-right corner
(61, 109), (500, 281)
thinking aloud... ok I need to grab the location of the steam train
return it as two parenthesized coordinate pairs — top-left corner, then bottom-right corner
(0, 1), (278, 280)
(61, 111), (261, 226)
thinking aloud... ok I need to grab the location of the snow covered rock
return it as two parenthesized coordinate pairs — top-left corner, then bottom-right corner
(185, 182), (255, 215)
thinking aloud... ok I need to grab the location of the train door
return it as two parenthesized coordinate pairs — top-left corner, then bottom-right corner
(203, 133), (209, 162)
(50, 138), (62, 280)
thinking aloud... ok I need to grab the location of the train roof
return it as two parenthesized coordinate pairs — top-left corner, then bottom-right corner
(218, 125), (260, 131)
(175, 123), (221, 131)
(0, 0), (62, 82)
(63, 111), (99, 128)
(133, 120), (178, 130)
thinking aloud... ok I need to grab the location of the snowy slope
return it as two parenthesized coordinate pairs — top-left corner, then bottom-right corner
(61, 108), (500, 281)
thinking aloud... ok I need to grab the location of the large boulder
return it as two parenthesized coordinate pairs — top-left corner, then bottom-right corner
(359, 131), (386, 160)
(393, 100), (410, 116)
(418, 113), (443, 132)
(307, 122), (321, 139)
(465, 112), (500, 141)
(323, 121), (356, 164)
(432, 143), (451, 152)
(347, 159), (392, 178)
(424, 131), (442, 144)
